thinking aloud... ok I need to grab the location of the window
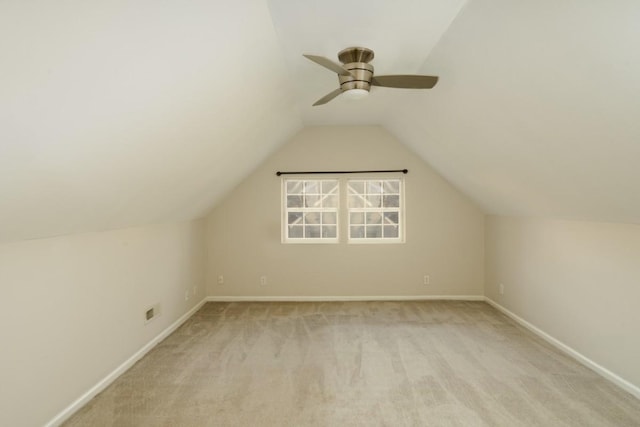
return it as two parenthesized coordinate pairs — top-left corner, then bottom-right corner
(282, 179), (339, 243)
(348, 179), (403, 243)
(281, 177), (404, 244)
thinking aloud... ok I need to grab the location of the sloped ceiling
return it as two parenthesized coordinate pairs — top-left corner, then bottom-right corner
(2, 0), (639, 242)
(0, 0), (302, 242)
(386, 0), (640, 223)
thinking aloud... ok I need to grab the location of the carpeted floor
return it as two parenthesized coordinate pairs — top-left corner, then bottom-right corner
(64, 301), (640, 426)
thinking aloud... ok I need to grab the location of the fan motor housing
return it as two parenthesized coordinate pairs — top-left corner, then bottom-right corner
(339, 62), (374, 92)
(337, 47), (375, 92)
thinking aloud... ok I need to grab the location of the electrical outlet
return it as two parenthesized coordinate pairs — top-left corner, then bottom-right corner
(499, 283), (504, 295)
(423, 275), (430, 285)
(184, 290), (190, 301)
(218, 275), (224, 285)
(260, 276), (267, 286)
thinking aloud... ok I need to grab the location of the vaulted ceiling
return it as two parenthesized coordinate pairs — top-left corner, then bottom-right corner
(1, 0), (639, 242)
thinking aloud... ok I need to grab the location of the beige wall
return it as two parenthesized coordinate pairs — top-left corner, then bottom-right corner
(206, 126), (484, 297)
(0, 220), (206, 427)
(485, 215), (640, 390)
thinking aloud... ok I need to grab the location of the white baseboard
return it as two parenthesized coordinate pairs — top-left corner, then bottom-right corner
(45, 298), (208, 427)
(206, 295), (485, 302)
(484, 297), (640, 400)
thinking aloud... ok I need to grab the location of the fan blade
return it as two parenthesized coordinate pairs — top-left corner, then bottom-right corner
(303, 54), (353, 77)
(312, 88), (343, 106)
(371, 75), (439, 89)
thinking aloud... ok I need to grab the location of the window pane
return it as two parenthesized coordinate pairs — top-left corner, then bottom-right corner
(304, 212), (320, 224)
(288, 225), (303, 238)
(324, 195), (339, 208)
(322, 181), (338, 193)
(322, 226), (337, 238)
(304, 181), (319, 193)
(383, 180), (399, 193)
(367, 181), (383, 194)
(305, 225), (321, 238)
(366, 212), (382, 224)
(383, 211), (398, 224)
(322, 212), (337, 224)
(383, 195), (399, 207)
(350, 225), (365, 238)
(350, 212), (364, 224)
(366, 226), (382, 238)
(305, 194), (321, 207)
(288, 212), (303, 225)
(366, 195), (381, 208)
(349, 195), (365, 208)
(384, 225), (399, 238)
(348, 181), (364, 193)
(287, 195), (303, 208)
(287, 181), (303, 194)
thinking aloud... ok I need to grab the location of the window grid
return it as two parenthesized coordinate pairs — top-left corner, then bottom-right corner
(347, 179), (403, 243)
(283, 179), (339, 243)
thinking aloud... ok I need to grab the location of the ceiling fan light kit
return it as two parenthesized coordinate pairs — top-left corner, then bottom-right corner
(342, 88), (369, 100)
(304, 46), (439, 106)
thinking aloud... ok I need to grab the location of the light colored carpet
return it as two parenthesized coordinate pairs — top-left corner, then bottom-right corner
(64, 301), (640, 426)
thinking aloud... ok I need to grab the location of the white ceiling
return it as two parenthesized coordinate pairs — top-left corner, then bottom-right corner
(1, 0), (639, 242)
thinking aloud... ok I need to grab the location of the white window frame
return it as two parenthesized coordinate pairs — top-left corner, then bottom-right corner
(281, 178), (340, 244)
(347, 178), (405, 244)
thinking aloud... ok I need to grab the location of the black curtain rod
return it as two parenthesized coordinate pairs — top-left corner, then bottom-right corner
(276, 169), (408, 176)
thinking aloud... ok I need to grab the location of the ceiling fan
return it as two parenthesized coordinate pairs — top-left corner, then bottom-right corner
(303, 46), (439, 106)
